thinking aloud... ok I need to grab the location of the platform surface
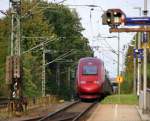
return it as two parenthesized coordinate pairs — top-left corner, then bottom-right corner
(87, 104), (142, 121)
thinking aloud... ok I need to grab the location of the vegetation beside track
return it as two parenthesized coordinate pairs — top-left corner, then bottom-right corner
(122, 32), (150, 93)
(0, 1), (93, 99)
(101, 94), (138, 105)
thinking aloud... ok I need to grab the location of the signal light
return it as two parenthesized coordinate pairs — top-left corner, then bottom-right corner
(113, 11), (122, 25)
(13, 82), (18, 90)
(102, 9), (126, 27)
(102, 11), (111, 25)
(114, 12), (117, 15)
(106, 12), (112, 25)
(12, 81), (20, 99)
(12, 91), (16, 98)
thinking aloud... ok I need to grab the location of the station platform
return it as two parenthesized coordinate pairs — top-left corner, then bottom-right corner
(87, 104), (143, 121)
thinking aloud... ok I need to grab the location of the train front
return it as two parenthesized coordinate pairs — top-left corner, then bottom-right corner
(76, 58), (103, 99)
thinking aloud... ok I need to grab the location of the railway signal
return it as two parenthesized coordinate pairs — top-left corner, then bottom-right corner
(12, 82), (18, 98)
(102, 4), (149, 113)
(6, 56), (21, 99)
(102, 9), (125, 27)
(102, 11), (112, 25)
(102, 9), (150, 28)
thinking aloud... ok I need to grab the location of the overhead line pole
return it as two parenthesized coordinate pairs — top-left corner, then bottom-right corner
(134, 7), (142, 96)
(7, 0), (22, 112)
(137, 31), (142, 96)
(42, 42), (46, 97)
(143, 0), (148, 113)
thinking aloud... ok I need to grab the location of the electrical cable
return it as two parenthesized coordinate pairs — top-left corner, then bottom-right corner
(45, 49), (75, 66)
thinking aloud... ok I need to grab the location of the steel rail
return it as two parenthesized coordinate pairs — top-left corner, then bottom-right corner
(19, 101), (79, 121)
(38, 100), (79, 121)
(38, 101), (97, 121)
(0, 98), (9, 109)
(72, 102), (97, 121)
(19, 116), (44, 121)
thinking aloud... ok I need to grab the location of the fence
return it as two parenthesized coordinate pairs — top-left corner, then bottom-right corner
(0, 95), (58, 113)
(139, 89), (150, 113)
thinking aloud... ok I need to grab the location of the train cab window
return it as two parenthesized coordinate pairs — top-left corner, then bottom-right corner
(82, 66), (97, 75)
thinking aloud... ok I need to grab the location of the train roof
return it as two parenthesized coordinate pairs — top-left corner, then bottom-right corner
(79, 57), (103, 64)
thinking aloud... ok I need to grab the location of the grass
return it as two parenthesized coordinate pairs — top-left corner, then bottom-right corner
(101, 94), (138, 105)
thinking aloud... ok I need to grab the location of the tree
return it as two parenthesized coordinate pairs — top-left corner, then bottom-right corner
(0, 1), (93, 98)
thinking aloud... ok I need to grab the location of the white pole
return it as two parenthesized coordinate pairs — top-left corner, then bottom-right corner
(42, 43), (46, 97)
(133, 39), (137, 94)
(143, 0), (148, 113)
(137, 32), (141, 96)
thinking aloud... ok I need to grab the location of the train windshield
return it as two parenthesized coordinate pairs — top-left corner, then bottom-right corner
(82, 66), (97, 75)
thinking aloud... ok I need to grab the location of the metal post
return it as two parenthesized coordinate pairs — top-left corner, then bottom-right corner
(11, 11), (14, 56)
(9, 0), (22, 112)
(117, 32), (121, 98)
(42, 43), (46, 97)
(56, 63), (60, 93)
(143, 0), (148, 113)
(143, 40), (147, 113)
(12, 1), (21, 56)
(133, 38), (137, 94)
(68, 66), (71, 88)
(134, 7), (142, 96)
(137, 32), (141, 96)
(117, 33), (120, 76)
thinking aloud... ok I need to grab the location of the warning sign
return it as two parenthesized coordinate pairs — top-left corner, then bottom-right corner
(116, 76), (124, 83)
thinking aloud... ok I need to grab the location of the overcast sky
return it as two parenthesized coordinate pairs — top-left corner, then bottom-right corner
(0, 0), (150, 78)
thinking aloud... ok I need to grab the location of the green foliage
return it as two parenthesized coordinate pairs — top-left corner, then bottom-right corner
(121, 45), (134, 93)
(123, 32), (150, 93)
(0, 14), (11, 96)
(0, 1), (93, 98)
(101, 94), (138, 105)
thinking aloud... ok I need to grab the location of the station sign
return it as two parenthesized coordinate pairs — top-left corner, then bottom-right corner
(133, 49), (143, 59)
(142, 32), (148, 43)
(125, 17), (150, 26)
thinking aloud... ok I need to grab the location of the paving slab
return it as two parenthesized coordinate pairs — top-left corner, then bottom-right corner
(87, 104), (142, 121)
(136, 107), (150, 121)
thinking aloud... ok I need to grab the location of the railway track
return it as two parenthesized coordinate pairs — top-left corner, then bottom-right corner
(0, 98), (9, 109)
(22, 100), (97, 121)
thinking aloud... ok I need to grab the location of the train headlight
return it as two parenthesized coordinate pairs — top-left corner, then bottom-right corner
(94, 81), (100, 84)
(80, 81), (86, 84)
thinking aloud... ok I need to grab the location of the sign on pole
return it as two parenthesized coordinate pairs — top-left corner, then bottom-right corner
(125, 17), (150, 26)
(116, 76), (124, 83)
(109, 28), (150, 33)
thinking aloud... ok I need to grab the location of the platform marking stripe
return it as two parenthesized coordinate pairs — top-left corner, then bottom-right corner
(113, 104), (118, 121)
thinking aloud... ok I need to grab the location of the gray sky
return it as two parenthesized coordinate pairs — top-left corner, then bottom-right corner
(0, 0), (150, 77)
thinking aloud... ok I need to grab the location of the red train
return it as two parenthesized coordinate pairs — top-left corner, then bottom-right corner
(75, 57), (112, 100)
